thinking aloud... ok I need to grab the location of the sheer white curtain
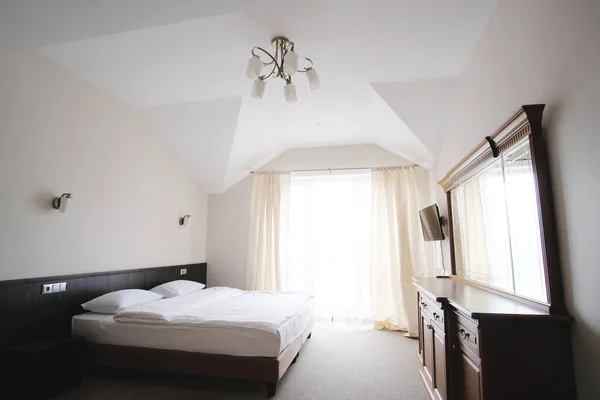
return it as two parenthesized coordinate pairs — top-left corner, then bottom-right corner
(370, 166), (427, 336)
(460, 177), (492, 279)
(246, 172), (290, 291)
(457, 159), (545, 300)
(287, 170), (372, 330)
(453, 165), (510, 289)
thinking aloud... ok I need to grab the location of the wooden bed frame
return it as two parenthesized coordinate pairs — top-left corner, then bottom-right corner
(85, 321), (314, 397)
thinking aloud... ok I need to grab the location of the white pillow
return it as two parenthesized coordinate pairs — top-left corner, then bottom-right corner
(81, 289), (163, 314)
(150, 280), (205, 298)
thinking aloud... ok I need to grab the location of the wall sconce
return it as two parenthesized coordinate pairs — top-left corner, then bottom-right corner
(179, 215), (191, 227)
(52, 193), (72, 213)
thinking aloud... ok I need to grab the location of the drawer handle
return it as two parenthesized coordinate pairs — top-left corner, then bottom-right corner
(459, 328), (470, 340)
(421, 302), (427, 309)
(433, 313), (441, 321)
(426, 323), (433, 330)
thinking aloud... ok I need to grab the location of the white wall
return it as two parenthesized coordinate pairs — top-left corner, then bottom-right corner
(433, 1), (600, 397)
(206, 176), (253, 289)
(0, 51), (207, 280)
(207, 144), (436, 288)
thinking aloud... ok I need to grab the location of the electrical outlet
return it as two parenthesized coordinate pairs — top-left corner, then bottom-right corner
(180, 268), (187, 275)
(42, 284), (53, 294)
(42, 282), (67, 294)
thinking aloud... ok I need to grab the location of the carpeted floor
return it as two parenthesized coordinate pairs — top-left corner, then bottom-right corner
(55, 328), (428, 400)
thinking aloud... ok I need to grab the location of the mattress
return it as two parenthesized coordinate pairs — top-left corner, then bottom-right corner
(72, 295), (314, 358)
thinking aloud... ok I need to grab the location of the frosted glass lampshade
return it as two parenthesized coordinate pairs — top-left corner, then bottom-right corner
(246, 56), (262, 79)
(306, 68), (320, 91)
(179, 215), (191, 227)
(57, 197), (69, 213)
(52, 193), (72, 213)
(283, 51), (298, 76)
(284, 83), (297, 103)
(251, 78), (266, 99)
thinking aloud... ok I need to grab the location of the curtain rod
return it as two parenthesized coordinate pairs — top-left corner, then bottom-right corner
(249, 164), (419, 174)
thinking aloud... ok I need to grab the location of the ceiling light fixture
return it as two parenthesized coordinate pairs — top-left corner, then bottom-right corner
(246, 36), (320, 103)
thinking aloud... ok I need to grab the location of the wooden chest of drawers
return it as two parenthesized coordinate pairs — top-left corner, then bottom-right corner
(418, 292), (447, 400)
(414, 278), (575, 400)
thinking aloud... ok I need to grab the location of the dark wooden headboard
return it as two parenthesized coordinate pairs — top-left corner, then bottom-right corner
(0, 263), (207, 341)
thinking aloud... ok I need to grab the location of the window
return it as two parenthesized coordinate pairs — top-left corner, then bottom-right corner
(287, 170), (372, 330)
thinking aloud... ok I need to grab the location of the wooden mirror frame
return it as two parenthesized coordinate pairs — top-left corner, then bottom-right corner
(439, 104), (566, 314)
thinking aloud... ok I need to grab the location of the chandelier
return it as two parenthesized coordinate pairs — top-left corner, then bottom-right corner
(245, 36), (320, 103)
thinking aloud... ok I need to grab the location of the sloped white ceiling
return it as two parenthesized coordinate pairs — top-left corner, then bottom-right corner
(143, 97), (242, 194)
(1, 0), (497, 193)
(371, 80), (458, 159)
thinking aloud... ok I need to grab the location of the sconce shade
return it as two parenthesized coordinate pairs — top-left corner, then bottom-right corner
(52, 193), (72, 213)
(284, 83), (297, 103)
(179, 215), (191, 227)
(246, 56), (263, 79)
(251, 78), (266, 99)
(306, 68), (320, 91)
(283, 51), (298, 76)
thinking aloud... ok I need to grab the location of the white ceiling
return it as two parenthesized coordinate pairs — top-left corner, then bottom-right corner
(2, 0), (498, 193)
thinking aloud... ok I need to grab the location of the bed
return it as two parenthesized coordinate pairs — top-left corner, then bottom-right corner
(73, 287), (314, 396)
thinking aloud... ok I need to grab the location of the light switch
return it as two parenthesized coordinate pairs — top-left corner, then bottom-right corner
(180, 268), (187, 275)
(59, 282), (67, 292)
(51, 283), (60, 293)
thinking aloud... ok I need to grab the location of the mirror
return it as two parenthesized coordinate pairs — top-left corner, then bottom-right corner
(451, 138), (547, 303)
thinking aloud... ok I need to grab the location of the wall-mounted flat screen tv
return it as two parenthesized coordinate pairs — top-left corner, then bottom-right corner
(419, 204), (445, 241)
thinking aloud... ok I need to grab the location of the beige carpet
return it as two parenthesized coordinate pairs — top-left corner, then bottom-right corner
(55, 328), (428, 400)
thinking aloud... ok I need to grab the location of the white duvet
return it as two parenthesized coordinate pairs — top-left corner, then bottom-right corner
(114, 287), (313, 334)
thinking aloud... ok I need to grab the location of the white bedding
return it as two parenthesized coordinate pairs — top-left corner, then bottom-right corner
(73, 287), (314, 357)
(115, 287), (312, 332)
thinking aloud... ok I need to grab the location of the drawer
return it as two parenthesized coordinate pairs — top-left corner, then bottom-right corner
(419, 293), (445, 332)
(455, 312), (479, 355)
